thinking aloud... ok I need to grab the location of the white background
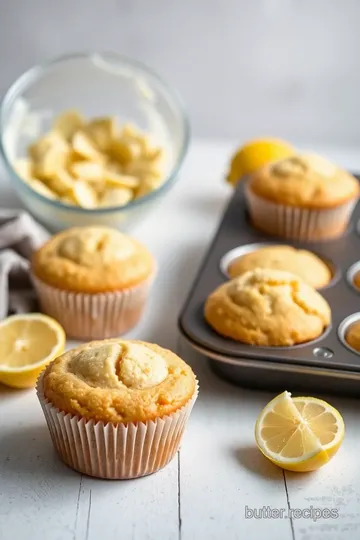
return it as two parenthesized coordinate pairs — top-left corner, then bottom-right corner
(2, 5), (360, 539)
(1, 0), (360, 145)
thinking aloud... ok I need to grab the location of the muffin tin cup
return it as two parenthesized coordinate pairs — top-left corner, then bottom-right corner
(36, 374), (199, 480)
(32, 272), (156, 340)
(244, 182), (357, 242)
(178, 176), (360, 396)
(338, 313), (360, 356)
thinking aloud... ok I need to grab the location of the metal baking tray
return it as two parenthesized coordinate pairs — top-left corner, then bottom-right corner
(178, 176), (360, 396)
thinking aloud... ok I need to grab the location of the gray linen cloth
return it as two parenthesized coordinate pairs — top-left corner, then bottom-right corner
(0, 210), (50, 319)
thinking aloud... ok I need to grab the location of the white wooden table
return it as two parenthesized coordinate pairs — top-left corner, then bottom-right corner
(1, 140), (360, 540)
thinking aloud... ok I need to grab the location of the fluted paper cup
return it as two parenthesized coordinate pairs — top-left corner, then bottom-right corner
(32, 273), (155, 340)
(245, 183), (357, 242)
(36, 374), (198, 479)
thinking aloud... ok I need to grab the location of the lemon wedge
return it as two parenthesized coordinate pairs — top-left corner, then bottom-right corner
(0, 313), (65, 389)
(255, 391), (345, 472)
(226, 138), (295, 186)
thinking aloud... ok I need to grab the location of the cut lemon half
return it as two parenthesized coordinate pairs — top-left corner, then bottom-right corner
(226, 138), (295, 187)
(0, 313), (65, 389)
(255, 391), (345, 472)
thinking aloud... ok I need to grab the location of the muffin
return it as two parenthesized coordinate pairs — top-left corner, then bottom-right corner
(204, 268), (331, 346)
(37, 339), (198, 479)
(345, 321), (360, 353)
(32, 226), (156, 340)
(228, 245), (331, 288)
(352, 271), (360, 291)
(245, 153), (359, 241)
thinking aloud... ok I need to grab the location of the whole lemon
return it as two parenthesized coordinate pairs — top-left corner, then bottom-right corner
(226, 138), (295, 186)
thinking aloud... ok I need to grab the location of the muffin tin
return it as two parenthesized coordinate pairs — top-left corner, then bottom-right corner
(178, 177), (360, 396)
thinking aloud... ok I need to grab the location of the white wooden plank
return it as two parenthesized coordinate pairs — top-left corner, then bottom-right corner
(0, 142), (230, 540)
(177, 341), (293, 540)
(3, 141), (360, 540)
(284, 394), (360, 540)
(0, 386), (81, 540)
(0, 374), (180, 540)
(73, 463), (179, 540)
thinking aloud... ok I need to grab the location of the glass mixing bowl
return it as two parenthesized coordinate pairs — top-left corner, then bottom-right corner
(0, 52), (190, 231)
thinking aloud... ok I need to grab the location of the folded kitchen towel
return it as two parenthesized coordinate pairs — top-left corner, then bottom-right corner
(0, 210), (50, 320)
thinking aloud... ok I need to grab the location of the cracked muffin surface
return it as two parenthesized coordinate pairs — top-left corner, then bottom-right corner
(204, 268), (331, 346)
(43, 339), (196, 423)
(249, 153), (359, 209)
(32, 226), (155, 293)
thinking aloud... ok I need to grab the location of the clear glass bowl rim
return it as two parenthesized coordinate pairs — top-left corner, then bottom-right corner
(0, 51), (191, 214)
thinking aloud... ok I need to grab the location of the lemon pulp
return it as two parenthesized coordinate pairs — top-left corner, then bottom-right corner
(0, 313), (65, 389)
(255, 391), (345, 472)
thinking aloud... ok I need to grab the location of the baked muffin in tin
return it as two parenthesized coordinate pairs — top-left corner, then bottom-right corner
(204, 268), (331, 346)
(228, 245), (331, 289)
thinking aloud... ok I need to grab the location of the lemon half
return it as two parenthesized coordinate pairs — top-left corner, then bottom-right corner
(0, 313), (65, 389)
(255, 391), (345, 472)
(226, 138), (295, 186)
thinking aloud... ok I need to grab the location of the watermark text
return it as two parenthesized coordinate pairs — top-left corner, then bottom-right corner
(245, 505), (338, 522)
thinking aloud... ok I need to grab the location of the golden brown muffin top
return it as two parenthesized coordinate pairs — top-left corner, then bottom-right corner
(228, 245), (331, 289)
(249, 153), (359, 209)
(345, 321), (360, 352)
(204, 268), (331, 346)
(43, 339), (197, 423)
(32, 226), (155, 293)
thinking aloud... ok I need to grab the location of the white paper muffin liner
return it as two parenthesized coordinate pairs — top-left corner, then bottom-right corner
(37, 374), (199, 479)
(32, 273), (154, 340)
(245, 182), (357, 242)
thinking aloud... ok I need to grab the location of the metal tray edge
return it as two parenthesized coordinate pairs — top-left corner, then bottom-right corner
(178, 321), (360, 381)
